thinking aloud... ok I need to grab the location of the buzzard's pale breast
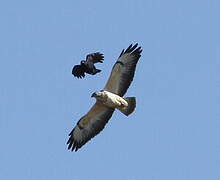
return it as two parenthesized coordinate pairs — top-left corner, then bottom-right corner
(102, 91), (128, 108)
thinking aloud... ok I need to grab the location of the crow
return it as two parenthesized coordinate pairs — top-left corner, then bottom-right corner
(72, 52), (104, 78)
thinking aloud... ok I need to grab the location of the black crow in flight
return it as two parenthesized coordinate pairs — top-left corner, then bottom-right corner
(72, 52), (104, 78)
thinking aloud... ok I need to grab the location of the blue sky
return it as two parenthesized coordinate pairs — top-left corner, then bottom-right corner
(0, 0), (219, 179)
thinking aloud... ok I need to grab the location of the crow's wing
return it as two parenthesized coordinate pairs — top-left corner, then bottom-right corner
(86, 52), (104, 64)
(72, 65), (86, 78)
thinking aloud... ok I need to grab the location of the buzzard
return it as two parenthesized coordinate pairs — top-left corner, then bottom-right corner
(72, 52), (104, 78)
(67, 43), (142, 151)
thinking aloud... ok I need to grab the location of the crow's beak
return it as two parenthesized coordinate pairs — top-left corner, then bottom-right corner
(91, 92), (96, 97)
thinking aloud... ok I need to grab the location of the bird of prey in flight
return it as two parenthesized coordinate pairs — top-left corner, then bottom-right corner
(72, 52), (104, 78)
(67, 43), (142, 151)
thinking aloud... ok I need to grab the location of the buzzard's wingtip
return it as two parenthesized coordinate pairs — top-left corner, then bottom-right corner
(120, 43), (142, 57)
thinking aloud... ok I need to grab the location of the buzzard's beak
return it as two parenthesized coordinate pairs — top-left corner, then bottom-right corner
(91, 93), (96, 97)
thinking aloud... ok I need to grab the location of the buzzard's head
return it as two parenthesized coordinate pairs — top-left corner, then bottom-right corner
(91, 90), (105, 100)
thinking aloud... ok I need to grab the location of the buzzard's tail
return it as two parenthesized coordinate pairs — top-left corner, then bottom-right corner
(118, 97), (136, 116)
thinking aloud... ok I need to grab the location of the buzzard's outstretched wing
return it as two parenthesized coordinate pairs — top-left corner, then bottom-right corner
(72, 65), (86, 78)
(67, 102), (115, 151)
(104, 43), (142, 96)
(86, 52), (104, 64)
